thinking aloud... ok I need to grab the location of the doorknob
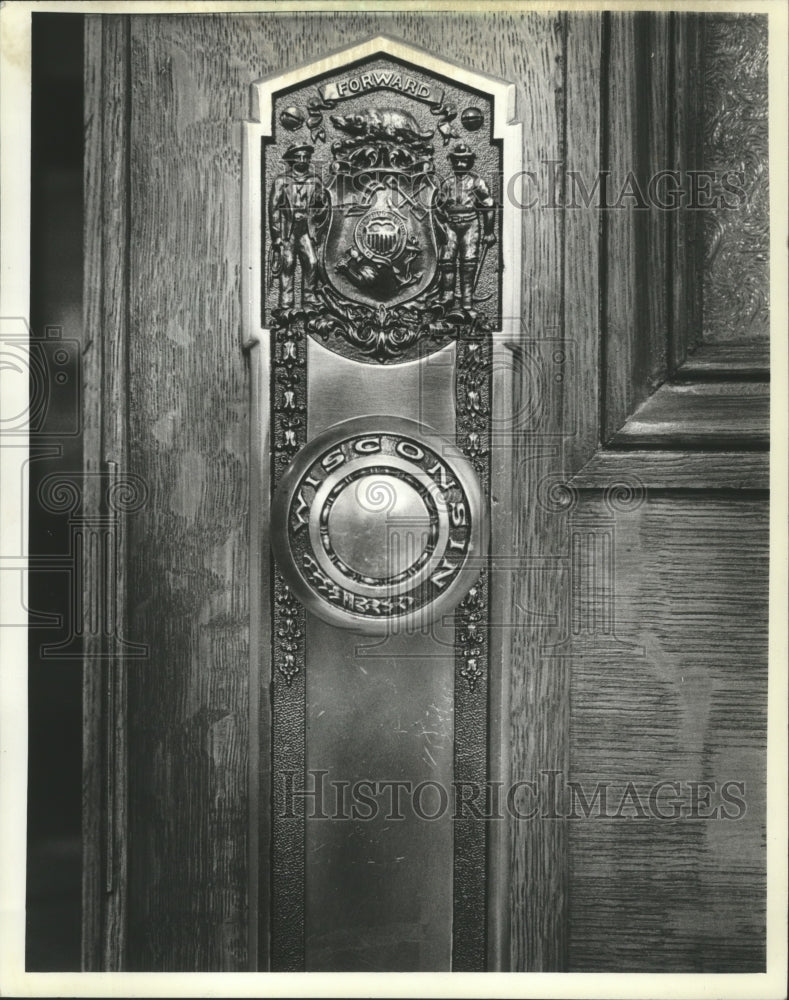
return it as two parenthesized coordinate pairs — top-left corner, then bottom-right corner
(244, 35), (521, 971)
(271, 416), (486, 633)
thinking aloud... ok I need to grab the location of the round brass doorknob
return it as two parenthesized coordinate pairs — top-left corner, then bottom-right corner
(271, 416), (487, 633)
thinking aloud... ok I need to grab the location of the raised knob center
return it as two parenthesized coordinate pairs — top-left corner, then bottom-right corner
(327, 475), (432, 580)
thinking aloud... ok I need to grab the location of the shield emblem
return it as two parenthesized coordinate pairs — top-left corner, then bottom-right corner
(324, 173), (439, 308)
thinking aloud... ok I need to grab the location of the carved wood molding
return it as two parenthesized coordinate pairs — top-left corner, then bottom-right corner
(82, 13), (131, 973)
(571, 12), (769, 491)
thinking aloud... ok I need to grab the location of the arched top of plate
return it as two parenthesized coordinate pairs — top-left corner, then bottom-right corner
(242, 35), (521, 363)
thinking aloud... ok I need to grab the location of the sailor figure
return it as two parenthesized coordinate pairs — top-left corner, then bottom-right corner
(436, 144), (496, 309)
(268, 144), (330, 309)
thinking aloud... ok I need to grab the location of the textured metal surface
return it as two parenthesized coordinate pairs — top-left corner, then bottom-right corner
(252, 40), (514, 972)
(271, 417), (486, 633)
(270, 326), (308, 970)
(263, 55), (500, 364)
(452, 330), (491, 968)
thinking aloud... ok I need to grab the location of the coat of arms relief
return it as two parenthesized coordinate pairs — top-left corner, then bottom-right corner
(263, 58), (501, 363)
(250, 44), (519, 969)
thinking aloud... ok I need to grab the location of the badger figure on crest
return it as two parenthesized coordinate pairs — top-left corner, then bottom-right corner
(330, 107), (434, 148)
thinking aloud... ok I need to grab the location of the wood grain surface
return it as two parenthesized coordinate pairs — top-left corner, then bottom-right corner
(125, 13), (252, 971)
(610, 381), (770, 448)
(594, 11), (767, 471)
(563, 14), (602, 478)
(602, 14), (670, 443)
(81, 14), (103, 972)
(570, 449), (769, 492)
(502, 11), (568, 973)
(670, 13), (702, 371)
(94, 9), (578, 972)
(568, 496), (767, 971)
(677, 341), (770, 378)
(82, 15), (131, 972)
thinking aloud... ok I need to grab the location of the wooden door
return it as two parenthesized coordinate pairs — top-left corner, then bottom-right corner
(82, 10), (769, 973)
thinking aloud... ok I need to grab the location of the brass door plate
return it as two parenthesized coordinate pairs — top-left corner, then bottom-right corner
(243, 35), (521, 972)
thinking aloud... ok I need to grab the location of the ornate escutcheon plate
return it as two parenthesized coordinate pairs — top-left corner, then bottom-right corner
(244, 34), (521, 972)
(271, 416), (487, 633)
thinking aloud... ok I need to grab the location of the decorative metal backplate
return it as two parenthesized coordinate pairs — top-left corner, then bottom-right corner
(271, 417), (486, 633)
(262, 55), (501, 364)
(244, 36), (521, 974)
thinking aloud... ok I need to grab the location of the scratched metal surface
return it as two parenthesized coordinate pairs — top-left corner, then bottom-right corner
(305, 620), (454, 970)
(302, 318), (456, 970)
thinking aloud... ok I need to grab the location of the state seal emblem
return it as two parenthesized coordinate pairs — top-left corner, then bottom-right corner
(322, 108), (439, 309)
(262, 54), (501, 363)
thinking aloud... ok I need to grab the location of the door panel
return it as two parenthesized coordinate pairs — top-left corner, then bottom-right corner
(568, 497), (767, 971)
(81, 9), (769, 973)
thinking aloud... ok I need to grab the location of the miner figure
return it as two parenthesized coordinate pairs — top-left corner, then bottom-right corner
(436, 143), (496, 309)
(268, 144), (330, 309)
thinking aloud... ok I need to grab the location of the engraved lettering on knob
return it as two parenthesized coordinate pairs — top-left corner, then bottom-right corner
(271, 417), (486, 632)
